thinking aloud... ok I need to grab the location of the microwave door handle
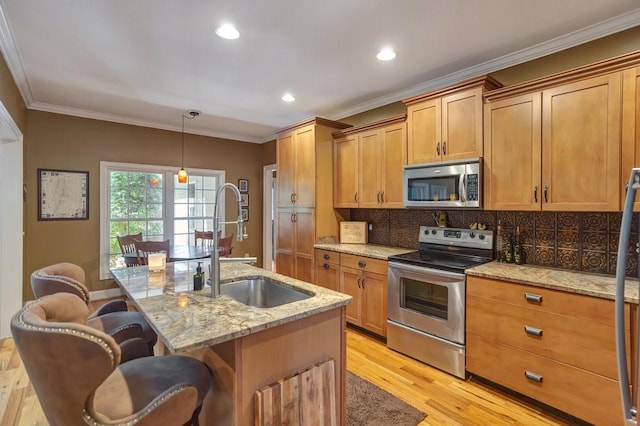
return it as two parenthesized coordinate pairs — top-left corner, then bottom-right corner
(459, 174), (466, 202)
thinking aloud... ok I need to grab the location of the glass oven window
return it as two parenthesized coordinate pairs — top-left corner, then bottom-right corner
(401, 278), (448, 320)
(407, 175), (459, 202)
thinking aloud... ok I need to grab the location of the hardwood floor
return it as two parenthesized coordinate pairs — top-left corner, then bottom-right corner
(0, 325), (585, 425)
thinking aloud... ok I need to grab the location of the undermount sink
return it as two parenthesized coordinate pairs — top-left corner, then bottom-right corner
(221, 276), (314, 308)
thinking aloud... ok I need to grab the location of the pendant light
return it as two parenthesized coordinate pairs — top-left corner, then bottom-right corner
(178, 109), (200, 183)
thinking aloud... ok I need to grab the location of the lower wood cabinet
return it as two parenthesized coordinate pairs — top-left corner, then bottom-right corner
(466, 275), (630, 426)
(339, 253), (388, 337)
(314, 249), (339, 291)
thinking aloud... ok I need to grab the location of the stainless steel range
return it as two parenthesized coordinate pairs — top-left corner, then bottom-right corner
(387, 226), (494, 379)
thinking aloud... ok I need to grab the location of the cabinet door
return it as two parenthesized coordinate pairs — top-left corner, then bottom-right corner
(407, 99), (440, 164)
(294, 125), (316, 208)
(362, 271), (387, 337)
(293, 209), (314, 282)
(315, 261), (339, 291)
(339, 267), (363, 326)
(622, 66), (640, 211)
(380, 122), (407, 208)
(358, 130), (382, 208)
(542, 72), (621, 211)
(334, 134), (359, 207)
(484, 93), (542, 210)
(441, 87), (484, 161)
(275, 209), (294, 277)
(276, 133), (295, 207)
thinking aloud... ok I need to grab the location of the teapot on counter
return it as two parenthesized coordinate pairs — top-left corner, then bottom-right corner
(433, 211), (447, 228)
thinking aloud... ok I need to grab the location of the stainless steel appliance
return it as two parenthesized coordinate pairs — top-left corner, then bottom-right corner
(615, 167), (640, 425)
(403, 158), (482, 208)
(387, 226), (494, 379)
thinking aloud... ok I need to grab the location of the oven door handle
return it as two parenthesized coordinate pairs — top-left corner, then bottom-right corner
(388, 261), (465, 280)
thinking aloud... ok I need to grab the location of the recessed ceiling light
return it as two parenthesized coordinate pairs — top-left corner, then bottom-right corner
(376, 47), (396, 61)
(215, 23), (239, 40)
(281, 93), (295, 103)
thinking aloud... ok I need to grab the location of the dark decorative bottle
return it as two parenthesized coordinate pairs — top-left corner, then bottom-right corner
(504, 232), (514, 263)
(193, 262), (204, 291)
(514, 226), (523, 265)
(495, 220), (504, 262)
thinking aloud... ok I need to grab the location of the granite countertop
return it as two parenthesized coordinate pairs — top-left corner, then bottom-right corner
(466, 261), (639, 303)
(110, 261), (352, 353)
(314, 243), (415, 260)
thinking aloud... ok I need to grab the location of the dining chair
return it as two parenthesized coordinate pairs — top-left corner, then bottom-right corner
(30, 262), (157, 359)
(134, 239), (171, 266)
(117, 232), (143, 267)
(11, 292), (212, 426)
(194, 230), (215, 247)
(218, 234), (234, 257)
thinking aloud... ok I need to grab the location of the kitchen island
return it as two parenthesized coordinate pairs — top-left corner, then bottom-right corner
(111, 261), (352, 425)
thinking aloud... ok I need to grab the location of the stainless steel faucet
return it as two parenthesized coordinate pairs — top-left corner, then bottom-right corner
(210, 183), (244, 298)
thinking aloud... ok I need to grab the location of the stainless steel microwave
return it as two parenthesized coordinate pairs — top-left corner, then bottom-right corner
(403, 158), (482, 208)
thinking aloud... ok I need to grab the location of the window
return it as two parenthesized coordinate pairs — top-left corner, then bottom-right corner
(100, 162), (225, 279)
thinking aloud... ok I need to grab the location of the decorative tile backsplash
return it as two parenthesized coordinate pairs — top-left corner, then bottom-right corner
(350, 209), (639, 277)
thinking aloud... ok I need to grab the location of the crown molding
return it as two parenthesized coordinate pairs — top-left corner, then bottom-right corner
(29, 102), (266, 144)
(328, 7), (640, 121)
(0, 3), (34, 106)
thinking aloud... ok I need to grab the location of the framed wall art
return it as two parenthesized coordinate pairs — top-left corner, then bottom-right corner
(38, 169), (89, 220)
(238, 179), (248, 193)
(240, 193), (249, 207)
(241, 208), (249, 222)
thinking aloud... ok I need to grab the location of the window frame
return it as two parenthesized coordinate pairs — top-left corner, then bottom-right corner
(99, 161), (225, 279)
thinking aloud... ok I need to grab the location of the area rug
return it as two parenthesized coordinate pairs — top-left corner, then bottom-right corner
(346, 371), (427, 426)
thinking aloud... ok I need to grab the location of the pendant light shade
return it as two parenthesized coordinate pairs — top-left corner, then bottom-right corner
(178, 109), (200, 184)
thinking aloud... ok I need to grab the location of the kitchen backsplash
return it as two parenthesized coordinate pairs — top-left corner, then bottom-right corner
(350, 209), (639, 277)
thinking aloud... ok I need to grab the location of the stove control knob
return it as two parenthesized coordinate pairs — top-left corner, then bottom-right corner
(479, 234), (485, 240)
(469, 232), (476, 238)
(431, 229), (437, 235)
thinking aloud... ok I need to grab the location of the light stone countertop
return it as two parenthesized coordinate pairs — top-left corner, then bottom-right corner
(466, 261), (639, 303)
(314, 243), (416, 260)
(110, 261), (352, 353)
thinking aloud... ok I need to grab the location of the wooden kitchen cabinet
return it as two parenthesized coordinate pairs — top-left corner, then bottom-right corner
(403, 76), (500, 165)
(333, 115), (406, 208)
(484, 68), (624, 211)
(622, 65), (640, 211)
(339, 253), (388, 337)
(466, 275), (630, 425)
(314, 249), (339, 291)
(275, 118), (350, 281)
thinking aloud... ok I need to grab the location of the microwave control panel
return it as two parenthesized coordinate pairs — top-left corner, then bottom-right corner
(466, 174), (479, 201)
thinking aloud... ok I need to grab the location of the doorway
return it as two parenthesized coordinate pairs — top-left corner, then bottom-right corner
(263, 164), (276, 271)
(0, 102), (23, 338)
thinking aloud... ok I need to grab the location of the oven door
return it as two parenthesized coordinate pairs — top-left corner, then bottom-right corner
(388, 261), (465, 344)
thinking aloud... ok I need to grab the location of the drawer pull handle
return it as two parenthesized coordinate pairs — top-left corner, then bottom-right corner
(323, 254), (330, 260)
(525, 370), (543, 383)
(323, 263), (330, 269)
(524, 326), (543, 337)
(524, 293), (542, 304)
(358, 260), (366, 268)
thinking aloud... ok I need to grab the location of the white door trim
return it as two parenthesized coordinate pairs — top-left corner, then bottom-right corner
(262, 164), (276, 271)
(0, 101), (23, 339)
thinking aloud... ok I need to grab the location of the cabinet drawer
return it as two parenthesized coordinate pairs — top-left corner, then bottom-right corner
(467, 295), (628, 380)
(315, 249), (339, 264)
(467, 333), (623, 426)
(340, 253), (387, 275)
(467, 276), (617, 325)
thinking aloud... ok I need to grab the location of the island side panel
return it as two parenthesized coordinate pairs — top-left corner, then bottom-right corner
(237, 306), (346, 425)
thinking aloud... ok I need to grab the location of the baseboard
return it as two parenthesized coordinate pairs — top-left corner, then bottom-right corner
(90, 287), (123, 301)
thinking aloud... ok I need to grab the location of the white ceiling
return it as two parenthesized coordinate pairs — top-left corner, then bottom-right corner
(1, 1), (640, 143)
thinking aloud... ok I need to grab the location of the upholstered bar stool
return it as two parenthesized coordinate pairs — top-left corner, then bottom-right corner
(11, 292), (212, 426)
(30, 262), (157, 357)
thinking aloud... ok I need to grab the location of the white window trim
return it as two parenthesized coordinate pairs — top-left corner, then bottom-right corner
(99, 161), (226, 280)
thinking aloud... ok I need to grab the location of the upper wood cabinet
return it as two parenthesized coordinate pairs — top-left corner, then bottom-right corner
(622, 65), (640, 211)
(485, 69), (627, 211)
(276, 118), (350, 208)
(333, 115), (407, 209)
(403, 76), (501, 165)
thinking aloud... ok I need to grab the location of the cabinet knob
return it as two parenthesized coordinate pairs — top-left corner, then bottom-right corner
(323, 263), (330, 269)
(524, 293), (543, 304)
(358, 260), (366, 268)
(323, 254), (330, 260)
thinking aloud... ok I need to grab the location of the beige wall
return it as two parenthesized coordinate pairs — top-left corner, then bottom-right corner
(24, 111), (270, 298)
